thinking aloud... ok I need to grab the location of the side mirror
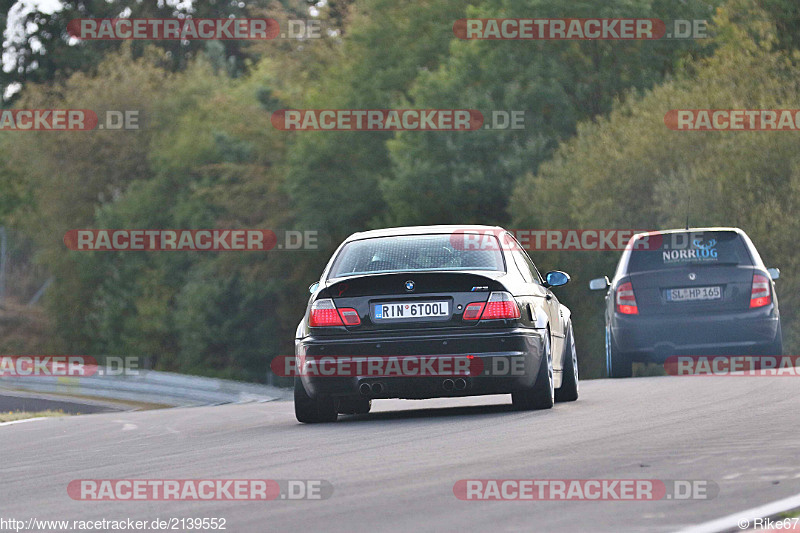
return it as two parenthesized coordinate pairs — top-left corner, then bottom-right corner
(544, 271), (570, 287)
(309, 281), (320, 293)
(767, 268), (780, 281)
(589, 276), (610, 291)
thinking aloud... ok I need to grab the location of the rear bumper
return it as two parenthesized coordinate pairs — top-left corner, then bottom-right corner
(611, 306), (780, 362)
(295, 328), (545, 399)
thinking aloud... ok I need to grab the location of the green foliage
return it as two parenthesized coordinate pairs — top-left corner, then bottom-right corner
(2, 0), (799, 384)
(174, 264), (280, 382)
(382, 0), (722, 226)
(0, 0), (279, 103)
(512, 5), (800, 376)
(284, 0), (476, 244)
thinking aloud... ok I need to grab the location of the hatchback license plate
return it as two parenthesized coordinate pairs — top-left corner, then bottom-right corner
(666, 286), (722, 302)
(374, 302), (449, 320)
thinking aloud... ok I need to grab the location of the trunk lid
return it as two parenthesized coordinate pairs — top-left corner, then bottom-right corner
(324, 272), (507, 331)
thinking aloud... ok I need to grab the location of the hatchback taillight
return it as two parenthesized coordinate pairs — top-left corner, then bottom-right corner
(616, 281), (638, 315)
(309, 299), (361, 327)
(750, 274), (772, 308)
(464, 291), (520, 320)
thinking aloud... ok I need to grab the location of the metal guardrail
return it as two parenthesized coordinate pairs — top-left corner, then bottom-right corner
(0, 369), (288, 407)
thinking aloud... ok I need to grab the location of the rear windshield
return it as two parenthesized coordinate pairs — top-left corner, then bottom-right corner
(328, 234), (505, 279)
(627, 231), (753, 272)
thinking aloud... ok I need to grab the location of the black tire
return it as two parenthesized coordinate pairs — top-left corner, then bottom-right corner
(512, 330), (554, 410)
(294, 378), (338, 423)
(337, 398), (372, 415)
(555, 322), (579, 402)
(606, 326), (632, 378)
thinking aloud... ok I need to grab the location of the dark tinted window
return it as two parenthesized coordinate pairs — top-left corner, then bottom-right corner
(627, 231), (753, 272)
(328, 234), (505, 279)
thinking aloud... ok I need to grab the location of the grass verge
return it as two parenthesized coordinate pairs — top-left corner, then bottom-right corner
(0, 410), (67, 422)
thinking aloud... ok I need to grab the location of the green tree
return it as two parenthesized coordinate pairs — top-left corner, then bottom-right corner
(1, 0), (286, 104)
(381, 0), (722, 226)
(284, 0), (477, 245)
(511, 3), (800, 376)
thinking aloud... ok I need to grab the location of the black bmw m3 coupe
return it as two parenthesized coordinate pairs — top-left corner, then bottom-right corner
(293, 225), (578, 423)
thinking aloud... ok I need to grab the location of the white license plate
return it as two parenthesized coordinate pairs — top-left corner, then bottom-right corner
(666, 286), (722, 302)
(373, 301), (449, 320)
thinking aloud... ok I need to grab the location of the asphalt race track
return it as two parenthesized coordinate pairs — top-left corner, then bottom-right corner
(1, 376), (798, 532)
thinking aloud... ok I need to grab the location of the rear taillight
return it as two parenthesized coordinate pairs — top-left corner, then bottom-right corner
(309, 299), (361, 327)
(483, 292), (521, 319)
(338, 308), (361, 325)
(616, 281), (638, 315)
(309, 299), (342, 327)
(464, 291), (520, 320)
(750, 274), (772, 308)
(462, 302), (485, 320)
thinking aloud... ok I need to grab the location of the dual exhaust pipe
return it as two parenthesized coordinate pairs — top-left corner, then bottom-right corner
(443, 378), (467, 392)
(359, 382), (384, 395)
(359, 378), (467, 395)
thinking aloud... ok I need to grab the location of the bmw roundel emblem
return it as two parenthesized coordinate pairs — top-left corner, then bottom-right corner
(405, 280), (415, 292)
(688, 273), (696, 280)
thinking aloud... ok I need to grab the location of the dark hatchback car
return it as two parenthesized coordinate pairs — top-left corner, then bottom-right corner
(293, 225), (579, 423)
(590, 227), (782, 378)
